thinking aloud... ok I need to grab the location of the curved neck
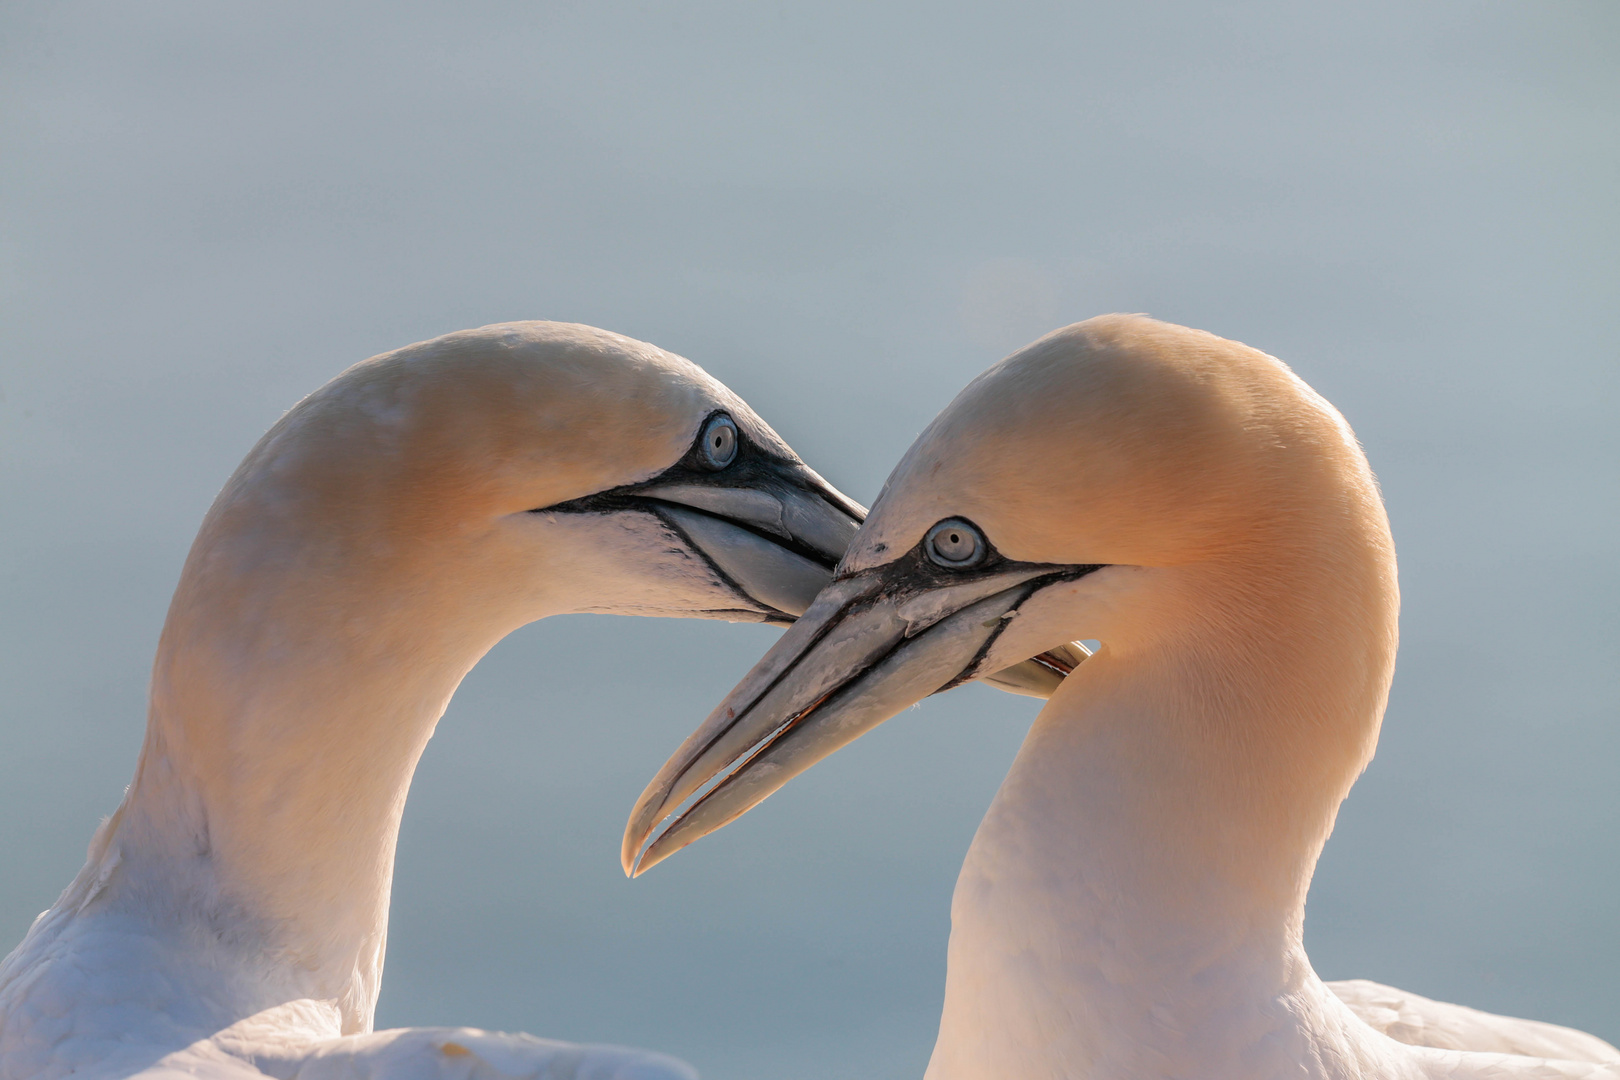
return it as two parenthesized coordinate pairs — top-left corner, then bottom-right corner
(931, 558), (1399, 1079)
(82, 519), (539, 1032)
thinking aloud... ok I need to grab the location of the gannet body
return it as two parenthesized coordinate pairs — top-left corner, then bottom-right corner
(624, 316), (1619, 1079)
(0, 322), (870, 1079)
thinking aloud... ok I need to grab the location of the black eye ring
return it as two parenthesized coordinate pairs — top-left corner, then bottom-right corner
(925, 518), (986, 569)
(698, 414), (739, 470)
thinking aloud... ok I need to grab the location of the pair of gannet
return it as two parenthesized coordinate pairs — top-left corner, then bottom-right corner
(624, 315), (1620, 1079)
(4, 315), (1609, 1079)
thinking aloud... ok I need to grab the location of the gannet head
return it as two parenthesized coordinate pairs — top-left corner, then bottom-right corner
(178, 322), (867, 652)
(621, 313), (1396, 874)
(122, 322), (872, 1034)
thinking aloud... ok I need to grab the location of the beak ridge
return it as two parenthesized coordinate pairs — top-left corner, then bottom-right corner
(619, 574), (878, 873)
(621, 562), (1068, 876)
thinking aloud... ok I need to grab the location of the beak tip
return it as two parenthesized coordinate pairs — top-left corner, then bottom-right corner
(619, 827), (643, 878)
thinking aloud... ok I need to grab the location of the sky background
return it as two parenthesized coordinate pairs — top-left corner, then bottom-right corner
(1, 2), (1616, 1077)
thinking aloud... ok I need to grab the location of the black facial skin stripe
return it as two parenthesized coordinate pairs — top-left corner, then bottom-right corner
(549, 492), (838, 572)
(538, 408), (844, 505)
(836, 516), (1102, 597)
(529, 408), (858, 571)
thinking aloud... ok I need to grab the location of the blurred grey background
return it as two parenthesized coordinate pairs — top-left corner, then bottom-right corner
(1, 2), (1615, 1077)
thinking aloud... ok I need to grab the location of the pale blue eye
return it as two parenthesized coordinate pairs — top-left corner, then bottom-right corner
(700, 415), (738, 469)
(925, 518), (985, 568)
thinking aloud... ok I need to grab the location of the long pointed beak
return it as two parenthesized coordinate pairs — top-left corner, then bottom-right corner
(621, 557), (1095, 876)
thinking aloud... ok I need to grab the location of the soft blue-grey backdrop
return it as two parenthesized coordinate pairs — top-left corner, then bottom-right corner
(1, 3), (1615, 1077)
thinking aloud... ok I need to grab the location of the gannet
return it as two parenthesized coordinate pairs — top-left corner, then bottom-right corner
(0, 321), (873, 1079)
(622, 315), (1620, 1079)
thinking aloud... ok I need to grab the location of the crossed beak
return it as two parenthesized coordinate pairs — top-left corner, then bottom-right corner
(621, 552), (1101, 875)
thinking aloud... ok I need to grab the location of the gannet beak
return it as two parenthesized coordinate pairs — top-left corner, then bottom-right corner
(583, 457), (866, 624)
(628, 463), (863, 621)
(620, 551), (1102, 875)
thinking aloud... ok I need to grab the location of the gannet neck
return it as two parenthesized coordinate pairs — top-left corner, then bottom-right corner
(108, 498), (544, 1031)
(930, 547), (1401, 1079)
